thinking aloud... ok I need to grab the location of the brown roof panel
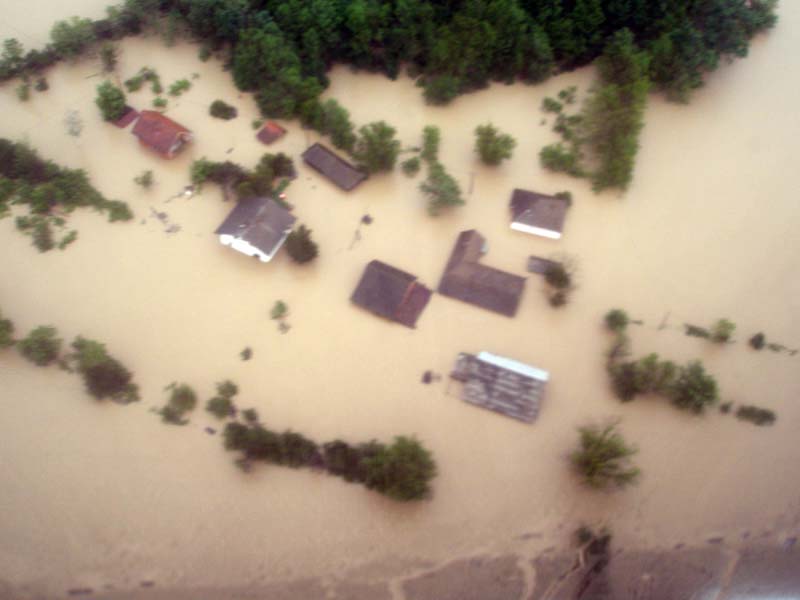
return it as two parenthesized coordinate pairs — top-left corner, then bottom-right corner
(132, 110), (191, 157)
(351, 260), (431, 328)
(302, 142), (367, 191)
(257, 121), (287, 145)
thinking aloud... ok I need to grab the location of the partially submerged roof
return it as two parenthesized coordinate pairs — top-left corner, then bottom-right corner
(132, 110), (191, 157)
(257, 121), (286, 145)
(527, 255), (560, 275)
(351, 260), (432, 328)
(215, 197), (297, 256)
(510, 189), (569, 239)
(113, 106), (139, 128)
(438, 230), (526, 317)
(450, 352), (548, 423)
(302, 143), (367, 191)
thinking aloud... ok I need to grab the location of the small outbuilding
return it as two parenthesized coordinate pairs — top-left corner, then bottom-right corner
(214, 197), (296, 263)
(509, 189), (569, 239)
(132, 110), (192, 158)
(302, 142), (367, 191)
(438, 230), (526, 317)
(256, 121), (287, 145)
(351, 260), (432, 328)
(450, 351), (548, 423)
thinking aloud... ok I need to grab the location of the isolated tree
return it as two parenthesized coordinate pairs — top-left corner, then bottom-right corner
(363, 436), (437, 501)
(285, 224), (319, 264)
(206, 379), (238, 419)
(420, 125), (440, 163)
(320, 99), (356, 152)
(95, 81), (126, 122)
(70, 336), (138, 402)
(570, 422), (640, 489)
(710, 318), (735, 343)
(474, 123), (516, 165)
(670, 361), (718, 414)
(18, 325), (61, 366)
(353, 121), (401, 173)
(420, 162), (463, 216)
(604, 309), (629, 332)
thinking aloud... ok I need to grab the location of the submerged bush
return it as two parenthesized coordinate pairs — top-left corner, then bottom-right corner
(70, 336), (139, 402)
(209, 100), (237, 120)
(570, 422), (640, 489)
(18, 325), (61, 366)
(285, 225), (318, 264)
(735, 405), (776, 426)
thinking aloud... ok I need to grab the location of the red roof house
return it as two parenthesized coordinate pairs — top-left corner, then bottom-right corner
(256, 121), (287, 145)
(132, 110), (192, 158)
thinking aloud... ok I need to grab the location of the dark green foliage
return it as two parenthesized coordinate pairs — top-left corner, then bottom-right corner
(670, 361), (719, 414)
(31, 218), (55, 252)
(710, 318), (735, 343)
(735, 405), (776, 426)
(604, 309), (629, 333)
(0, 39), (24, 80)
(206, 379), (238, 419)
(323, 440), (368, 482)
(749, 333), (765, 350)
(167, 78), (191, 96)
(420, 162), (463, 216)
(422, 74), (461, 105)
(104, 200), (133, 222)
(50, 17), (96, 59)
(34, 77), (48, 92)
(285, 224), (318, 264)
(152, 97), (167, 109)
(209, 100), (237, 120)
(270, 301), (288, 320)
(719, 401), (732, 414)
(544, 263), (571, 290)
(362, 436), (436, 501)
(18, 325), (61, 366)
(685, 324), (710, 339)
(95, 81), (126, 121)
(539, 143), (584, 177)
(541, 97), (562, 114)
(570, 422), (640, 489)
(401, 157), (420, 177)
(474, 123), (516, 166)
(319, 99), (356, 152)
(554, 191), (572, 206)
(240, 347), (252, 361)
(134, 170), (153, 188)
(242, 408), (259, 424)
(100, 42), (117, 72)
(353, 121), (401, 174)
(159, 382), (197, 425)
(70, 336), (138, 402)
(0, 310), (14, 348)
(280, 431), (319, 468)
(16, 81), (30, 102)
(420, 126), (440, 164)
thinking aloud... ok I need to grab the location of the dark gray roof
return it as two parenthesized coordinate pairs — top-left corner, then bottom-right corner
(510, 189), (569, 234)
(214, 197), (296, 255)
(351, 260), (431, 328)
(302, 143), (367, 191)
(438, 230), (526, 318)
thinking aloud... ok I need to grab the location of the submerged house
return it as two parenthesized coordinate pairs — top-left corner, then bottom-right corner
(132, 110), (192, 158)
(256, 121), (286, 145)
(350, 260), (432, 328)
(438, 230), (526, 317)
(214, 197), (296, 263)
(302, 142), (367, 191)
(509, 189), (569, 239)
(450, 351), (549, 423)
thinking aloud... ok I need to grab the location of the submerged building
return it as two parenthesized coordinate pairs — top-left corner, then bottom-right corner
(350, 260), (432, 328)
(214, 197), (296, 263)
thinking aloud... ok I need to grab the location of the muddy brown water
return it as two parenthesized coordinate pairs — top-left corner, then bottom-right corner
(1, 2), (799, 596)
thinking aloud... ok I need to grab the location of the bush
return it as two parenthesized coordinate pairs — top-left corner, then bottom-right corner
(604, 309), (629, 332)
(544, 263), (571, 290)
(71, 337), (138, 402)
(152, 97), (167, 109)
(423, 74), (461, 105)
(16, 82), (30, 102)
(474, 123), (516, 166)
(401, 157), (421, 176)
(323, 440), (367, 482)
(50, 17), (96, 59)
(0, 310), (15, 348)
(670, 361), (718, 414)
(554, 191), (573, 206)
(420, 126), (440, 163)
(420, 162), (463, 216)
(570, 422), (640, 489)
(362, 436), (436, 501)
(684, 324), (710, 338)
(285, 225), (318, 264)
(104, 200), (133, 222)
(209, 100), (237, 120)
(540, 143), (584, 177)
(134, 170), (153, 188)
(710, 318), (735, 343)
(95, 81), (126, 121)
(160, 382), (196, 425)
(100, 43), (117, 72)
(280, 431), (319, 468)
(735, 405), (776, 426)
(270, 300), (288, 320)
(749, 332), (765, 350)
(18, 325), (61, 366)
(541, 97), (562, 113)
(168, 78), (191, 96)
(207, 396), (236, 419)
(34, 77), (48, 92)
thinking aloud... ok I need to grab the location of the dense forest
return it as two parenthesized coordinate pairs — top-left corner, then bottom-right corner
(0, 1), (778, 192)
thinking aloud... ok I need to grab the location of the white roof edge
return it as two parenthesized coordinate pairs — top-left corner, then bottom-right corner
(510, 222), (562, 239)
(477, 351), (549, 381)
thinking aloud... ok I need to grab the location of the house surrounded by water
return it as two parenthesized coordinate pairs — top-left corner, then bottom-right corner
(214, 197), (296, 263)
(509, 189), (569, 239)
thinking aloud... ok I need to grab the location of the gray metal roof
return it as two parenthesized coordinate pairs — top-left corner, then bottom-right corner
(214, 197), (297, 255)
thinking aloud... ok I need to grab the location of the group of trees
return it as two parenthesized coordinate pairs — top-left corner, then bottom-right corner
(0, 139), (132, 252)
(191, 152), (295, 201)
(222, 414), (436, 501)
(415, 125), (464, 216)
(95, 80), (127, 121)
(2, 315), (140, 404)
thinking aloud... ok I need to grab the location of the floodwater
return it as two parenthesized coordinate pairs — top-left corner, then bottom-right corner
(1, 2), (799, 597)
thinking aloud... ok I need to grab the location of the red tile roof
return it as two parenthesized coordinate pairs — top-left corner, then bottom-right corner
(256, 121), (287, 145)
(132, 110), (191, 157)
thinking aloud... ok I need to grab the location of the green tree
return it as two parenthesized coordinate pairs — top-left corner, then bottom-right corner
(18, 325), (61, 366)
(50, 17), (96, 59)
(0, 310), (15, 348)
(99, 43), (117, 73)
(670, 361), (718, 414)
(422, 74), (462, 105)
(604, 309), (629, 332)
(95, 81), (126, 122)
(474, 123), (516, 165)
(570, 422), (640, 489)
(420, 125), (440, 163)
(420, 162), (463, 216)
(0, 39), (24, 79)
(710, 318), (735, 343)
(70, 336), (138, 402)
(353, 121), (401, 173)
(320, 99), (356, 152)
(363, 436), (436, 501)
(285, 224), (319, 264)
(160, 382), (197, 425)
